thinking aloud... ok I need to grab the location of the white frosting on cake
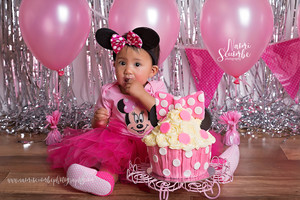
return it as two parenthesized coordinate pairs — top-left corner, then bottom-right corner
(143, 108), (216, 151)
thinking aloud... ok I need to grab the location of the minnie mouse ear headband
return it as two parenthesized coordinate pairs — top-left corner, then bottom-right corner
(95, 27), (160, 65)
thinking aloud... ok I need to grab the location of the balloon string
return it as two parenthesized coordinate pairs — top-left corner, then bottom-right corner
(234, 83), (238, 109)
(54, 71), (60, 111)
(53, 70), (64, 110)
(233, 76), (253, 109)
(239, 77), (252, 91)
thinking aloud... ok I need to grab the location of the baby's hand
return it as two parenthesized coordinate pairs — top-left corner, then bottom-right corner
(124, 79), (146, 98)
(92, 107), (109, 128)
(124, 79), (156, 111)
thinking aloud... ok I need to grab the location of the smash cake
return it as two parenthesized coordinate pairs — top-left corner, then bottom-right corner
(142, 91), (216, 182)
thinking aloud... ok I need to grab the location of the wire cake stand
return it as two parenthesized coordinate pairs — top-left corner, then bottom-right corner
(126, 157), (232, 200)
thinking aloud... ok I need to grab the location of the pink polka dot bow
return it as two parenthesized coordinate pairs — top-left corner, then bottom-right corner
(155, 91), (205, 120)
(110, 31), (143, 54)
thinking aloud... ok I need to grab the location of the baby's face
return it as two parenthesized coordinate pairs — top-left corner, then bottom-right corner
(114, 46), (155, 89)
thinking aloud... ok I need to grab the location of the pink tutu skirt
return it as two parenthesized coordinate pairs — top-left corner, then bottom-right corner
(47, 125), (148, 175)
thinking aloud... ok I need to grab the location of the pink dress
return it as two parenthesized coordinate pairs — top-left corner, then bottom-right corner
(47, 80), (166, 176)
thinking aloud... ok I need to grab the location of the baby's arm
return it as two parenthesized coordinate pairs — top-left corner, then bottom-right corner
(135, 91), (156, 112)
(124, 79), (155, 111)
(92, 107), (110, 128)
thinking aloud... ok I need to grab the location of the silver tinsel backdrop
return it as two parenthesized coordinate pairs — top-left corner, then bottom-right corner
(0, 0), (299, 136)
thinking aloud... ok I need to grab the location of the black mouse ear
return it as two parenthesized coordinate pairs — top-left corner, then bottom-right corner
(95, 28), (118, 50)
(200, 108), (213, 131)
(149, 105), (159, 127)
(132, 27), (160, 50)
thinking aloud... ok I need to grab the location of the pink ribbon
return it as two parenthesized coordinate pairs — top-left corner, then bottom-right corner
(45, 110), (62, 145)
(110, 31), (143, 54)
(155, 91), (205, 120)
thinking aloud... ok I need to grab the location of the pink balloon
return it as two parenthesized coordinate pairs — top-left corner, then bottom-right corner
(19, 0), (91, 71)
(108, 0), (180, 65)
(200, 0), (274, 82)
(297, 4), (300, 36)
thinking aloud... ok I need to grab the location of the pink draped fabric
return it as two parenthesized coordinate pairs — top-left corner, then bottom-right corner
(261, 38), (300, 101)
(185, 48), (224, 107)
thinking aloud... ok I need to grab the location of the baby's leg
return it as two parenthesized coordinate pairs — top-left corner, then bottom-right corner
(67, 164), (117, 196)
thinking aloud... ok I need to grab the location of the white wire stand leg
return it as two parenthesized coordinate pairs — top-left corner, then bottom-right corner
(126, 156), (232, 200)
(182, 167), (220, 199)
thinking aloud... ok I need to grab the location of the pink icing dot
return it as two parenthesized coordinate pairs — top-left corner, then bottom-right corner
(200, 129), (209, 139)
(179, 110), (191, 121)
(178, 133), (190, 144)
(160, 122), (171, 134)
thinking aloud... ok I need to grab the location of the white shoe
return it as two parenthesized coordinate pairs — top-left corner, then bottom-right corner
(67, 164), (114, 196)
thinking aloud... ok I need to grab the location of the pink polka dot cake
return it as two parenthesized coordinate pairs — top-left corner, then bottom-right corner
(143, 92), (216, 182)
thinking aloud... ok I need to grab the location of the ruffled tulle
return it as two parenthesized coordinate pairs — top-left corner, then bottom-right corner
(47, 124), (148, 175)
(210, 130), (223, 157)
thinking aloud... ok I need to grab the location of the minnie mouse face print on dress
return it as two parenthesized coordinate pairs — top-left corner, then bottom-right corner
(117, 98), (156, 136)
